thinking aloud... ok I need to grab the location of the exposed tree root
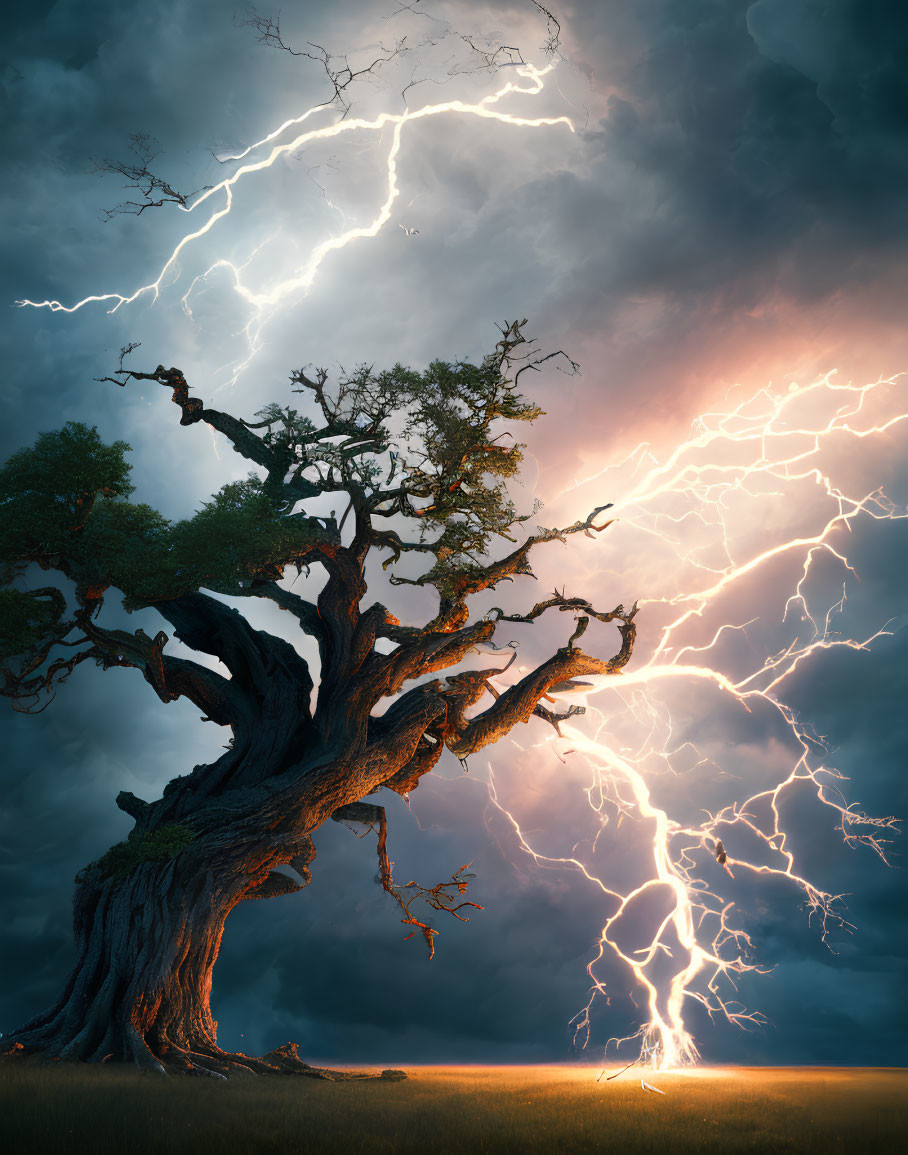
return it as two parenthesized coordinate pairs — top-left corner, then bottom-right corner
(258, 1042), (407, 1081)
(1, 1038), (406, 1081)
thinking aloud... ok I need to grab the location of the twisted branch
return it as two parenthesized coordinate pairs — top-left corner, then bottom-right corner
(331, 802), (481, 958)
(238, 8), (405, 116)
(92, 134), (211, 220)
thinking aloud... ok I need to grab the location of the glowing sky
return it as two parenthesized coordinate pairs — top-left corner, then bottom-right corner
(1, 0), (907, 1066)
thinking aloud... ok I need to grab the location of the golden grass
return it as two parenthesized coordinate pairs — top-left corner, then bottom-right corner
(1, 1063), (905, 1154)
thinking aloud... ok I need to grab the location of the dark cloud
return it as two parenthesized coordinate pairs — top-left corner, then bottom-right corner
(529, 0), (907, 342)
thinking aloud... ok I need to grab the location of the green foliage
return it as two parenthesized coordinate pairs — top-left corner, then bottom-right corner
(0, 423), (133, 567)
(0, 588), (66, 661)
(118, 475), (325, 606)
(287, 349), (543, 570)
(1, 428), (326, 611)
(95, 823), (195, 879)
(76, 499), (171, 601)
(389, 352), (544, 567)
(253, 404), (316, 452)
(0, 336), (551, 661)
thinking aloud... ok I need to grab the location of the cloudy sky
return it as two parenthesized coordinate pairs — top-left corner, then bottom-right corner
(2, 0), (907, 1068)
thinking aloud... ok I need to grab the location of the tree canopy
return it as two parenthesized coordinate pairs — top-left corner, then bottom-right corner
(1, 321), (634, 733)
(0, 322), (637, 1075)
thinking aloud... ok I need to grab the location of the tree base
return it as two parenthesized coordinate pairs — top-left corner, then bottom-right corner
(1, 1039), (407, 1081)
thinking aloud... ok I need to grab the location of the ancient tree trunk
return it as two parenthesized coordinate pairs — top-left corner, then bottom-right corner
(1, 336), (636, 1077)
(6, 849), (269, 1075)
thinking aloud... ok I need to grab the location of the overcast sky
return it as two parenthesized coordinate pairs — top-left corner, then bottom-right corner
(2, 0), (907, 1069)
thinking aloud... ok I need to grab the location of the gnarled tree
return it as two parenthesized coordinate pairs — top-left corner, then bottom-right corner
(0, 322), (635, 1077)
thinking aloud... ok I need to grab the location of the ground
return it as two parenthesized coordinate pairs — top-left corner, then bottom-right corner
(2, 1063), (905, 1153)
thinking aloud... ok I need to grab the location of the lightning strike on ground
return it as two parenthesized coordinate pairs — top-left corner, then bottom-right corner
(483, 371), (904, 1071)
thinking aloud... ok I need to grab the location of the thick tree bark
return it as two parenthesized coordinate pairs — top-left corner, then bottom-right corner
(3, 821), (405, 1078)
(3, 628), (633, 1076)
(2, 598), (632, 1077)
(4, 836), (304, 1076)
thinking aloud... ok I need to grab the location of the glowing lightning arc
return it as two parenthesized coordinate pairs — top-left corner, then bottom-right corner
(15, 63), (571, 338)
(482, 369), (904, 1070)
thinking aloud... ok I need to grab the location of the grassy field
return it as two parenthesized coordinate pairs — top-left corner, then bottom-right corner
(1, 1063), (905, 1154)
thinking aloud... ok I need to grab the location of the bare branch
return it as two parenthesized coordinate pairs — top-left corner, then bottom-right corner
(332, 802), (481, 958)
(1, 643), (98, 714)
(389, 503), (616, 631)
(530, 1), (563, 59)
(98, 361), (328, 506)
(493, 317), (580, 385)
(394, 3), (562, 104)
(238, 8), (406, 115)
(384, 0), (445, 23)
(458, 34), (525, 72)
(1, 610), (246, 726)
(446, 603), (638, 758)
(531, 700), (586, 735)
(92, 134), (211, 220)
(488, 590), (635, 629)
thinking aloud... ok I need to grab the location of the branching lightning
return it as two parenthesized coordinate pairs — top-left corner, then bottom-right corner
(16, 41), (572, 388)
(483, 372), (904, 1070)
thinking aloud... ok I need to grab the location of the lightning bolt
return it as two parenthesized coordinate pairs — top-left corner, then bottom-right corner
(16, 58), (572, 389)
(483, 370), (904, 1071)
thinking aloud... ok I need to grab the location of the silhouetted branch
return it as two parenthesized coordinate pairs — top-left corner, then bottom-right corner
(332, 802), (481, 958)
(238, 8), (406, 115)
(92, 134), (211, 220)
(530, 2), (563, 59)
